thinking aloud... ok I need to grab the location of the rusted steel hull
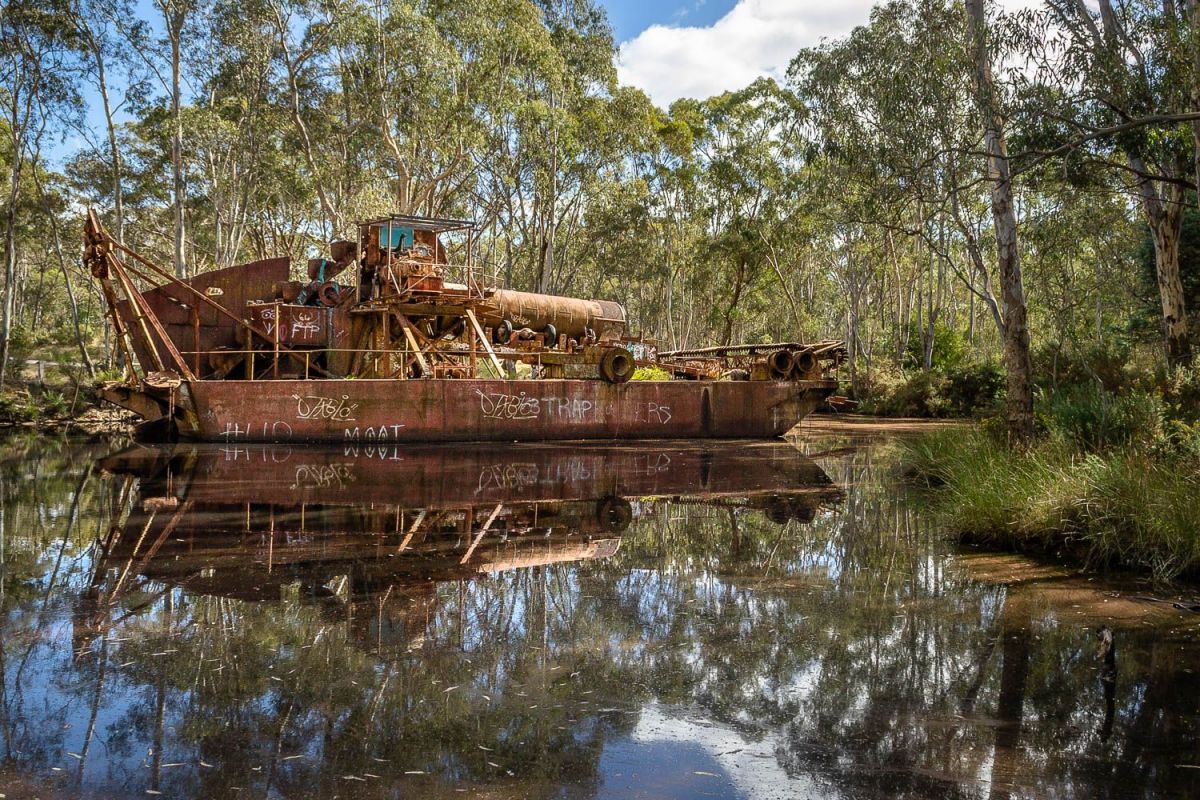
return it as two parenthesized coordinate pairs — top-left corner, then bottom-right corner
(176, 378), (837, 443)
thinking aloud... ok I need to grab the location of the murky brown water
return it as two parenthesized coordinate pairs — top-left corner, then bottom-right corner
(0, 427), (1198, 799)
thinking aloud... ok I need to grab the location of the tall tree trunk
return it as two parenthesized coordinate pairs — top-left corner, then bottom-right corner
(86, 31), (124, 245)
(1083, 0), (1193, 364)
(1187, 0), (1200, 206)
(169, 9), (186, 278)
(1132, 158), (1192, 365)
(0, 87), (22, 389)
(967, 0), (1034, 442)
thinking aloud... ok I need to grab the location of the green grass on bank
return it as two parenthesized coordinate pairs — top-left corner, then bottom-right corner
(902, 383), (1200, 582)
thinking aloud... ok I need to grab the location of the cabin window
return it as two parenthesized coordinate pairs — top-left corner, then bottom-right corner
(378, 225), (415, 250)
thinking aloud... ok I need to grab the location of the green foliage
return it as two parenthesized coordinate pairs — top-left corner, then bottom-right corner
(904, 321), (968, 371)
(0, 390), (38, 423)
(860, 369), (948, 417)
(942, 360), (1005, 416)
(1158, 365), (1200, 422)
(859, 359), (1004, 418)
(1037, 384), (1164, 451)
(631, 365), (671, 381)
(905, 427), (1200, 581)
(1032, 339), (1136, 393)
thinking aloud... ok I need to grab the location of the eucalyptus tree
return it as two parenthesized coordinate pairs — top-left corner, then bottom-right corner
(0, 0), (82, 385)
(790, 2), (1000, 378)
(672, 78), (804, 346)
(1030, 0), (1196, 366)
(468, 0), (625, 294)
(966, 0), (1033, 440)
(188, 0), (296, 267)
(66, 0), (149, 247)
(151, 0), (199, 277)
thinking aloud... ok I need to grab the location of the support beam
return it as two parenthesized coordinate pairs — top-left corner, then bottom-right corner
(465, 308), (504, 375)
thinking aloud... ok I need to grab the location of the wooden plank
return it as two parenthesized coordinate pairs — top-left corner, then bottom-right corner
(465, 308), (504, 375)
(460, 503), (505, 565)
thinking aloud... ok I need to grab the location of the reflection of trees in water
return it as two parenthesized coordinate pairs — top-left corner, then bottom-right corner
(0, 440), (1197, 798)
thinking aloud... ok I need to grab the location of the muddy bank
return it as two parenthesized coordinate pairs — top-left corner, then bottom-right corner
(798, 413), (967, 436)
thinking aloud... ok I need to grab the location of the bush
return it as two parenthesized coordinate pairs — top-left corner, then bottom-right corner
(858, 360), (1002, 418)
(632, 365), (672, 381)
(943, 360), (1005, 417)
(1032, 339), (1134, 393)
(904, 321), (968, 371)
(0, 391), (38, 424)
(860, 369), (948, 417)
(1038, 383), (1163, 450)
(1159, 365), (1200, 422)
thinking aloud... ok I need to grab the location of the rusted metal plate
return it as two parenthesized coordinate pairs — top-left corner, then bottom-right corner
(182, 378), (837, 443)
(119, 258), (290, 374)
(247, 303), (331, 346)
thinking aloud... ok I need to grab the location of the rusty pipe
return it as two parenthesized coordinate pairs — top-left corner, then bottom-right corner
(477, 288), (626, 339)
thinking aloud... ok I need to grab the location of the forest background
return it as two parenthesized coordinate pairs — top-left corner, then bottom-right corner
(2, 0), (1199, 425)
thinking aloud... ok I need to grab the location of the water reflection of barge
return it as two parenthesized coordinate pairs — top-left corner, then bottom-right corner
(88, 442), (841, 649)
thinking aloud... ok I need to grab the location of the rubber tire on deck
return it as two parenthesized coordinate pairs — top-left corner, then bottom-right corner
(543, 323), (557, 349)
(493, 319), (513, 345)
(596, 496), (633, 532)
(599, 347), (635, 384)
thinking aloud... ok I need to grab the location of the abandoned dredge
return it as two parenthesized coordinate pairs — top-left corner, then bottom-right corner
(83, 209), (844, 443)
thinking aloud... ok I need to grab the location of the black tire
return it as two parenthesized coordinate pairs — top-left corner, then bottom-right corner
(543, 323), (557, 348)
(493, 318), (513, 344)
(596, 496), (633, 532)
(599, 347), (634, 383)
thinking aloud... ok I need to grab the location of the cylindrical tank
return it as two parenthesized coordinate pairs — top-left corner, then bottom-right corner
(478, 288), (626, 339)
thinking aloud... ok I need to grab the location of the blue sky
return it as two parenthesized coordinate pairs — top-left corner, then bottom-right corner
(602, 0), (738, 42)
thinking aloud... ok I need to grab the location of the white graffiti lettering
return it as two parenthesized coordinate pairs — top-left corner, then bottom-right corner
(477, 463), (539, 493)
(647, 402), (672, 424)
(294, 393), (358, 421)
(342, 424), (405, 440)
(540, 396), (594, 422)
(476, 389), (540, 420)
(291, 320), (321, 338)
(291, 463), (354, 490)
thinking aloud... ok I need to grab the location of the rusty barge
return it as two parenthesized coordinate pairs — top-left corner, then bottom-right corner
(83, 210), (843, 443)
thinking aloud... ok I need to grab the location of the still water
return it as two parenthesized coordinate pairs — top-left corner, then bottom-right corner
(0, 426), (1197, 799)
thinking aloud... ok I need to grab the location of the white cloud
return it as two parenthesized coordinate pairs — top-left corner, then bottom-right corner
(616, 0), (877, 107)
(616, 0), (1047, 108)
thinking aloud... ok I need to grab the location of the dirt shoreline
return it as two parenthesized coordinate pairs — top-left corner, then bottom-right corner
(798, 413), (968, 435)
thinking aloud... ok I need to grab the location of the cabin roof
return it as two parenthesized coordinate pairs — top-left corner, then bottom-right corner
(358, 214), (475, 233)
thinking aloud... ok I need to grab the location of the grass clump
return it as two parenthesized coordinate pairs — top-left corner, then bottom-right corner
(905, 412), (1200, 582)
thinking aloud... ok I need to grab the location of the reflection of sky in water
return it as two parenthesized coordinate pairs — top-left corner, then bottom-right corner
(0, 438), (1198, 799)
